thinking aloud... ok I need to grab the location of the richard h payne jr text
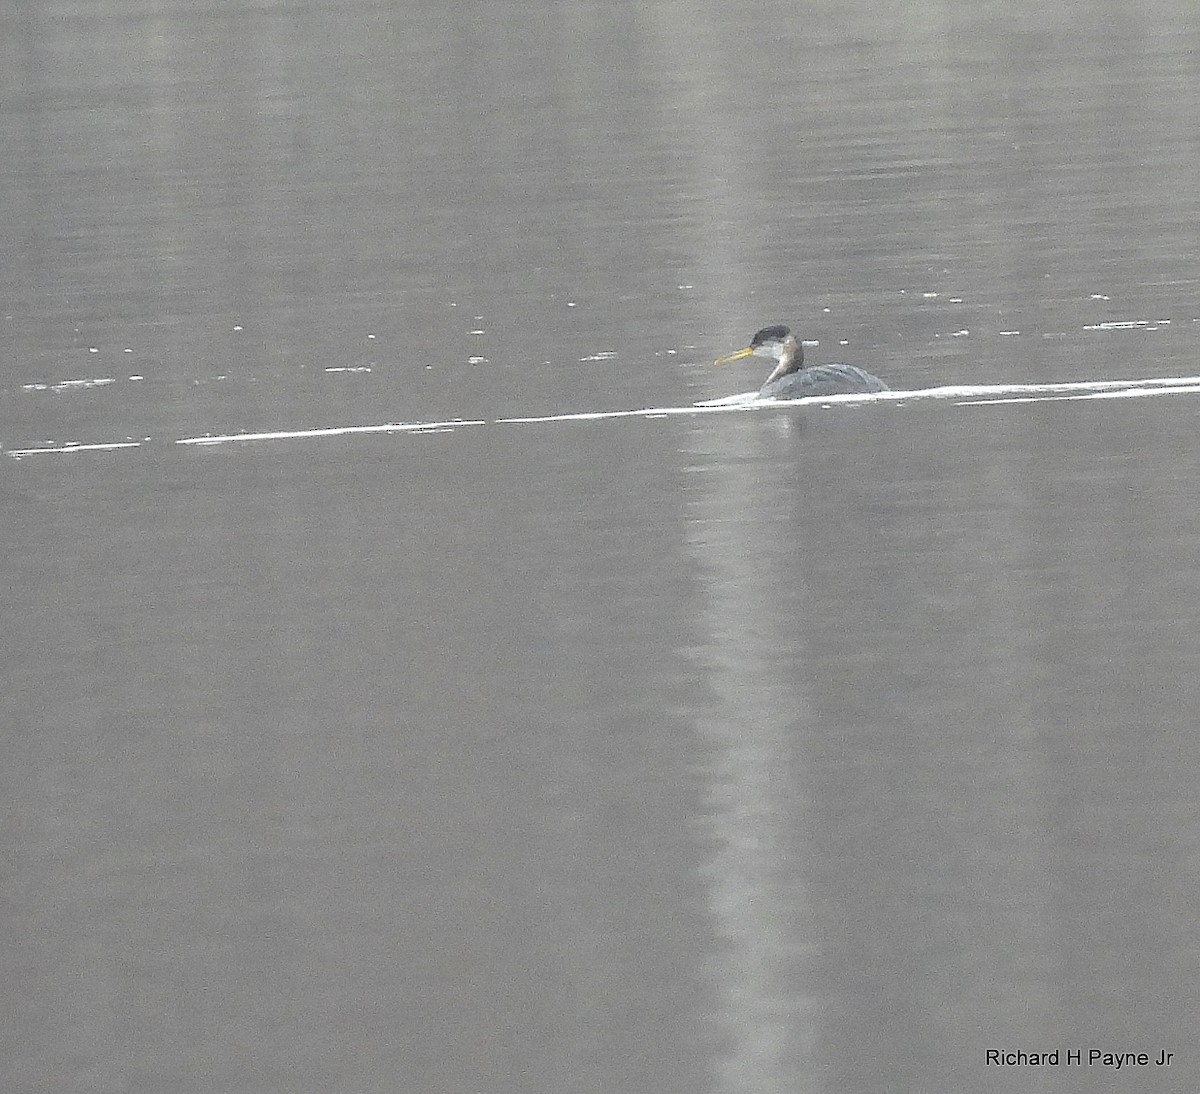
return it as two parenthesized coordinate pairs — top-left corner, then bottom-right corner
(986, 1048), (1174, 1069)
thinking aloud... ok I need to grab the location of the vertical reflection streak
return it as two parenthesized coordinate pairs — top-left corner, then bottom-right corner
(685, 427), (819, 1094)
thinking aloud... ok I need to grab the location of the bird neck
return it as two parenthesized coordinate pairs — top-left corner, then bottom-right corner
(765, 337), (803, 383)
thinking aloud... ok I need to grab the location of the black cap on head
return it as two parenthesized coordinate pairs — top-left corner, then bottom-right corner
(750, 325), (791, 346)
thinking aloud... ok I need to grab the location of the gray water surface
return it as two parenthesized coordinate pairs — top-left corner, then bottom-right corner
(4, 2), (1200, 1093)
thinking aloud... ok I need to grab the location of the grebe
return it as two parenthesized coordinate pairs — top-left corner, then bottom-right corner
(714, 325), (888, 399)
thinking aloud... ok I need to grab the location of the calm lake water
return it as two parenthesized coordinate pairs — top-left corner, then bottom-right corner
(3, 2), (1200, 1092)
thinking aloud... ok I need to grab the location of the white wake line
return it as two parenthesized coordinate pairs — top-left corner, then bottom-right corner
(176, 418), (487, 446)
(499, 375), (1200, 423)
(4, 440), (145, 457)
(6, 420), (488, 457)
(960, 382), (1200, 405)
(8, 375), (1200, 456)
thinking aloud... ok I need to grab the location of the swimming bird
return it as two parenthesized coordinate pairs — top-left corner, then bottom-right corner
(714, 325), (888, 399)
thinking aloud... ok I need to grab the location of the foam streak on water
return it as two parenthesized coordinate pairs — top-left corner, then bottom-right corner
(7, 375), (1200, 457)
